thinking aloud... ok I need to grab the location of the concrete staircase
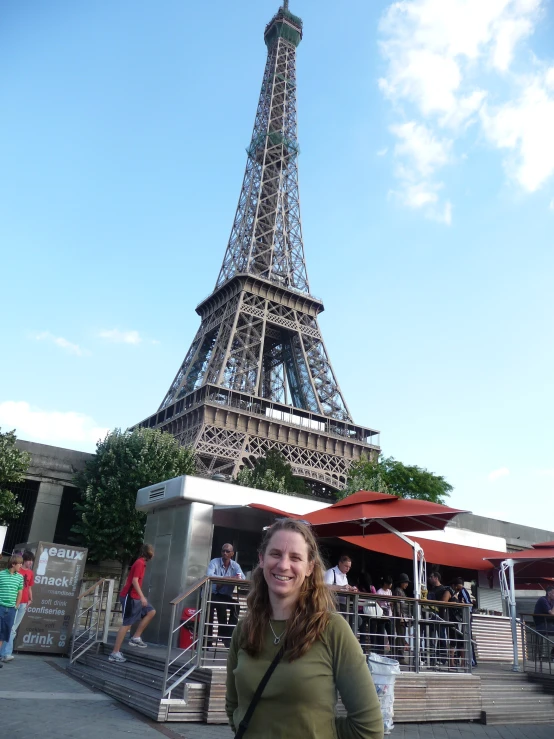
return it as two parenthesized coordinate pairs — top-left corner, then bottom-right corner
(479, 666), (554, 724)
(66, 638), (554, 726)
(66, 640), (210, 722)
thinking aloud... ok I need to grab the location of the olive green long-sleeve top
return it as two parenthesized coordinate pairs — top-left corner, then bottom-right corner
(226, 613), (384, 739)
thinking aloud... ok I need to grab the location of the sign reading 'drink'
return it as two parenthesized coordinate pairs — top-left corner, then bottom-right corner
(15, 541), (88, 654)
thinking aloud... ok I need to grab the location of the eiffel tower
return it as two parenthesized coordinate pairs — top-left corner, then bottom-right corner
(134, 3), (380, 495)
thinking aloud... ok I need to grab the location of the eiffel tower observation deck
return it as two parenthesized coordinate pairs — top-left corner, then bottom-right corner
(134, 3), (380, 495)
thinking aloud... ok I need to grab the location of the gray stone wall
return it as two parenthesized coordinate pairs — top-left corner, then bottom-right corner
(448, 512), (554, 551)
(15, 440), (93, 544)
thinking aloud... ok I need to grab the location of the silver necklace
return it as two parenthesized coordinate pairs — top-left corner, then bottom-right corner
(269, 620), (285, 645)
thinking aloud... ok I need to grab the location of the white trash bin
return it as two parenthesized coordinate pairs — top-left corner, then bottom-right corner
(367, 652), (401, 735)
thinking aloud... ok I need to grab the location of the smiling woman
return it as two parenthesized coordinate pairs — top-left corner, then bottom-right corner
(225, 519), (383, 739)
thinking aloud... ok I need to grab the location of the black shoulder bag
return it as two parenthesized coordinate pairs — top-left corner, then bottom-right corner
(235, 646), (285, 739)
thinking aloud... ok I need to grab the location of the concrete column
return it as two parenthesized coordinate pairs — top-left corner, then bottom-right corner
(27, 482), (64, 543)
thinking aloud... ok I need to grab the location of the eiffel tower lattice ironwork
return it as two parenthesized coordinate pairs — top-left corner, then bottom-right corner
(134, 4), (380, 494)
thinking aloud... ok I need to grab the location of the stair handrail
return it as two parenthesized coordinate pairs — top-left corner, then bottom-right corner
(169, 575), (249, 605)
(69, 577), (115, 664)
(169, 575), (209, 606)
(520, 619), (554, 676)
(78, 577), (108, 600)
(161, 576), (252, 702)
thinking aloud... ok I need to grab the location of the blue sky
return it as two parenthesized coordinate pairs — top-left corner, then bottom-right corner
(1, 0), (553, 530)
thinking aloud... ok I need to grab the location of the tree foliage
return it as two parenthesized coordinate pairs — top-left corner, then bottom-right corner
(0, 428), (30, 525)
(235, 450), (308, 496)
(339, 455), (453, 504)
(72, 428), (197, 568)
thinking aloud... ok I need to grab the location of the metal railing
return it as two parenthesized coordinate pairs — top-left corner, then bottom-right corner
(161, 576), (252, 701)
(160, 577), (473, 703)
(342, 591), (473, 673)
(69, 578), (115, 664)
(520, 614), (554, 676)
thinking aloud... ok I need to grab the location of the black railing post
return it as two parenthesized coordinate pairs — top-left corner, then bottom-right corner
(520, 619), (526, 672)
(463, 604), (471, 673)
(413, 598), (420, 673)
(352, 592), (359, 637)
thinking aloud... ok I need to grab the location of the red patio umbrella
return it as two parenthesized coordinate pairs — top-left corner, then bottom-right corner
(341, 532), (503, 571)
(249, 492), (469, 597)
(484, 547), (554, 579)
(299, 491), (468, 538)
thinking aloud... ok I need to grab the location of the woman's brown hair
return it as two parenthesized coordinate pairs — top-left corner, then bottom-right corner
(240, 519), (335, 662)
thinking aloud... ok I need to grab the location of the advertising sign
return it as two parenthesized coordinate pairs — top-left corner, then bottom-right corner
(15, 541), (88, 654)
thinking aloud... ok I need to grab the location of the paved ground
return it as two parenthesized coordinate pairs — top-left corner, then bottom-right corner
(0, 653), (551, 739)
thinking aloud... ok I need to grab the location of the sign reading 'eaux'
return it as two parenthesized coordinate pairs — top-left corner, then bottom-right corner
(15, 541), (88, 654)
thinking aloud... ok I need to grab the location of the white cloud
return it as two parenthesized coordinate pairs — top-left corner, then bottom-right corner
(0, 401), (109, 452)
(487, 466), (511, 481)
(391, 122), (451, 176)
(481, 71), (554, 192)
(377, 147), (389, 156)
(388, 122), (453, 223)
(35, 331), (89, 357)
(550, 198), (554, 211)
(379, 0), (550, 220)
(99, 329), (143, 345)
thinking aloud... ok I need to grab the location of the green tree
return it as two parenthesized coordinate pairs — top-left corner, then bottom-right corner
(235, 450), (308, 496)
(339, 455), (452, 504)
(0, 428), (30, 525)
(72, 428), (196, 571)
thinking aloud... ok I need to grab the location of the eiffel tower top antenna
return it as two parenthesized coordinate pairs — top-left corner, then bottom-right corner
(216, 0), (307, 294)
(283, 0), (289, 9)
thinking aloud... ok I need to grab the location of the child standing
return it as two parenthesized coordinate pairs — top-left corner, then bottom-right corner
(0, 554), (24, 669)
(0, 550), (35, 662)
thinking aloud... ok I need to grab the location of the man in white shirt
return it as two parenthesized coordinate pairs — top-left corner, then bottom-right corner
(324, 554), (357, 590)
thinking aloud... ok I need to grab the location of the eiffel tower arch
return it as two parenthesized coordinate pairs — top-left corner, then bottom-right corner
(134, 4), (380, 495)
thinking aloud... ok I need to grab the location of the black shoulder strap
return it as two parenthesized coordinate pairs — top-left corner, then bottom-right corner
(235, 646), (285, 739)
(333, 569), (336, 585)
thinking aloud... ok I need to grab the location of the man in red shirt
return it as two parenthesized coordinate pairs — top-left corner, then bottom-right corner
(110, 544), (156, 663)
(1, 549), (34, 663)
